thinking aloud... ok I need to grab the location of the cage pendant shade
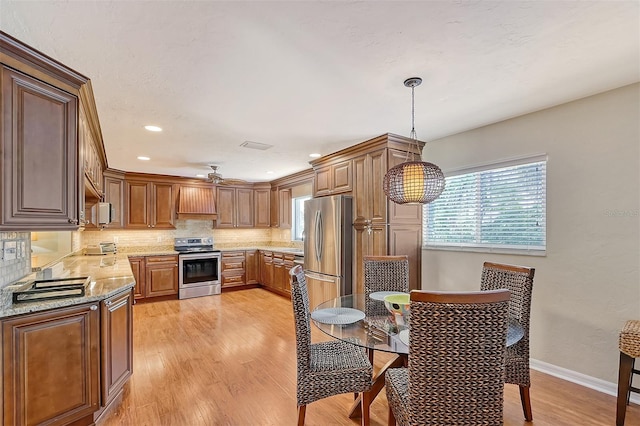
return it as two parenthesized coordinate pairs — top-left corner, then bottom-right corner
(383, 76), (445, 205)
(383, 160), (445, 204)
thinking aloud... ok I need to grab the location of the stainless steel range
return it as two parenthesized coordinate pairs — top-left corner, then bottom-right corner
(174, 237), (221, 299)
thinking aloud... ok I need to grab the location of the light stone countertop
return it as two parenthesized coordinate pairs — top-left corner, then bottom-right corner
(218, 246), (304, 256)
(1, 253), (135, 318)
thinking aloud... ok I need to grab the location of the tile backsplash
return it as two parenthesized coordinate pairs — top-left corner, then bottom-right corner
(81, 219), (302, 250)
(0, 232), (31, 287)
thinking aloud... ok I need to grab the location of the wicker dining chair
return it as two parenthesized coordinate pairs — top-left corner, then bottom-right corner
(385, 289), (511, 426)
(363, 255), (409, 317)
(617, 319), (640, 426)
(481, 261), (536, 421)
(289, 265), (372, 426)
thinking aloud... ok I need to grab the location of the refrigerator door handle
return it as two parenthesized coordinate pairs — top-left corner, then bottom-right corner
(305, 271), (336, 283)
(315, 210), (323, 263)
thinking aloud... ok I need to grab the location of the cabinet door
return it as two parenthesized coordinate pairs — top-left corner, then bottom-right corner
(273, 258), (285, 291)
(145, 256), (179, 297)
(270, 188), (279, 227)
(245, 250), (260, 284)
(125, 180), (150, 229)
(254, 189), (271, 228)
(388, 224), (422, 291)
(151, 182), (176, 229)
(104, 175), (125, 228)
(216, 187), (236, 228)
(332, 160), (353, 194)
(387, 149), (423, 224)
(1, 66), (79, 230)
(2, 303), (100, 425)
(101, 290), (133, 406)
(235, 188), (254, 228)
(129, 256), (145, 299)
(278, 188), (292, 229)
(314, 166), (332, 197)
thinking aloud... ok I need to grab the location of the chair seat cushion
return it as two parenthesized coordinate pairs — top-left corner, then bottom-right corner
(620, 320), (640, 358)
(310, 339), (371, 372)
(385, 368), (410, 426)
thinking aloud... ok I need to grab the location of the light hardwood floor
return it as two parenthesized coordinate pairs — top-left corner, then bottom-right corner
(102, 288), (639, 425)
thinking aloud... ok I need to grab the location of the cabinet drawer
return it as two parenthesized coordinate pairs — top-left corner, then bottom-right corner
(222, 251), (245, 258)
(222, 260), (244, 271)
(273, 252), (284, 259)
(145, 255), (178, 264)
(284, 254), (295, 261)
(222, 273), (245, 286)
(262, 251), (273, 256)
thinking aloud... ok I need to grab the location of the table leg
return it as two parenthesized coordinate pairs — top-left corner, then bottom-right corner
(349, 354), (406, 425)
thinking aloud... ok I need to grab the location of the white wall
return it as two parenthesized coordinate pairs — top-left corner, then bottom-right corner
(421, 83), (640, 383)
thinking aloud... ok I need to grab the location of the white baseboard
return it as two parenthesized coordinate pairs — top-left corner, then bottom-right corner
(531, 358), (640, 405)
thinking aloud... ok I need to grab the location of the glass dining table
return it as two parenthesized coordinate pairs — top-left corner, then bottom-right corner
(311, 293), (525, 426)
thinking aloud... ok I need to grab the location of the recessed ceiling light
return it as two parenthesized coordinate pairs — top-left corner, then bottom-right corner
(137, 156), (150, 161)
(195, 174), (205, 178)
(144, 125), (162, 132)
(266, 171), (274, 174)
(309, 153), (321, 158)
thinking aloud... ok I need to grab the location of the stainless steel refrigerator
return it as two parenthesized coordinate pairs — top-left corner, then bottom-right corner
(303, 195), (353, 309)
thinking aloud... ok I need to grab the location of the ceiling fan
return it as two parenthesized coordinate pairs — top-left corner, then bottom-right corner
(205, 165), (247, 185)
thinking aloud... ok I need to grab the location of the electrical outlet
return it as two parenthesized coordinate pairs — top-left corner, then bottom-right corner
(3, 241), (17, 261)
(113, 236), (118, 243)
(157, 236), (162, 243)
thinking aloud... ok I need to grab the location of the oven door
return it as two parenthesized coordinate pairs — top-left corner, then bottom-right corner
(179, 252), (221, 289)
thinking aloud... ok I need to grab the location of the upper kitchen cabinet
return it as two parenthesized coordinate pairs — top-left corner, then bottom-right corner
(216, 186), (254, 228)
(103, 169), (125, 229)
(0, 32), (87, 230)
(79, 81), (107, 201)
(177, 183), (217, 218)
(313, 159), (352, 197)
(269, 169), (313, 229)
(253, 183), (270, 228)
(124, 173), (177, 229)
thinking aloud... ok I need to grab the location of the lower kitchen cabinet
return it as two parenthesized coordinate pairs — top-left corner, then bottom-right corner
(98, 289), (133, 420)
(221, 251), (245, 289)
(2, 302), (101, 426)
(129, 255), (178, 301)
(245, 250), (259, 284)
(260, 251), (274, 289)
(259, 250), (295, 297)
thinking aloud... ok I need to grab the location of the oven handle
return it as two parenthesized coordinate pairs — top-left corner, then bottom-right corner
(179, 252), (221, 261)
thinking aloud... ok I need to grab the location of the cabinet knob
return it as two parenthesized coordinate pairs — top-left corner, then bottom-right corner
(105, 300), (112, 307)
(148, 225), (151, 228)
(68, 218), (79, 224)
(90, 305), (98, 311)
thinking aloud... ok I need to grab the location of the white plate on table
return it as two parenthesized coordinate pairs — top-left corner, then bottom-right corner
(369, 291), (407, 301)
(311, 307), (365, 325)
(398, 329), (409, 346)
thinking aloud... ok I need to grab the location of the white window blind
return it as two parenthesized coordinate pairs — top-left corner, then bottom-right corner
(423, 158), (546, 254)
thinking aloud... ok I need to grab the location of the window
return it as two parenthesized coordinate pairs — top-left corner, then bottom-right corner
(423, 156), (547, 255)
(292, 196), (311, 241)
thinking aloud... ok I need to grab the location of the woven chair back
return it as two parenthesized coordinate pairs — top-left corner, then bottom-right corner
(290, 265), (312, 373)
(363, 255), (409, 316)
(407, 289), (511, 425)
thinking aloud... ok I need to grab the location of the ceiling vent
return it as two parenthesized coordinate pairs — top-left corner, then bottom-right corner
(240, 141), (273, 150)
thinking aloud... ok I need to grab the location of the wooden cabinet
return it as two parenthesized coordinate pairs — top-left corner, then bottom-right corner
(216, 186), (254, 228)
(129, 255), (178, 300)
(221, 251), (245, 289)
(254, 186), (271, 228)
(98, 289), (133, 419)
(269, 188), (292, 229)
(129, 256), (145, 300)
(245, 250), (260, 285)
(260, 251), (274, 289)
(313, 159), (352, 197)
(273, 252), (285, 292)
(0, 33), (87, 231)
(0, 66), (80, 230)
(145, 255), (179, 298)
(104, 170), (125, 228)
(125, 179), (177, 229)
(2, 302), (100, 425)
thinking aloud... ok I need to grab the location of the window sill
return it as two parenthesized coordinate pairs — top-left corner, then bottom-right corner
(422, 245), (546, 257)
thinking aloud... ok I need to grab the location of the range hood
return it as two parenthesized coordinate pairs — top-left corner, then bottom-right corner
(177, 185), (217, 217)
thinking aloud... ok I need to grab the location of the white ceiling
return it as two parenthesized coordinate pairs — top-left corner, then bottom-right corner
(2, 1), (638, 182)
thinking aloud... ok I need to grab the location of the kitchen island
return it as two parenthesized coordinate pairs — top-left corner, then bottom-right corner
(0, 252), (135, 426)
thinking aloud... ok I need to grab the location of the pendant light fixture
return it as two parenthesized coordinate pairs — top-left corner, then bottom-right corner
(383, 77), (445, 204)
